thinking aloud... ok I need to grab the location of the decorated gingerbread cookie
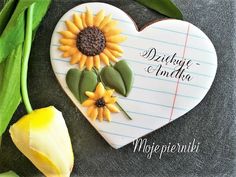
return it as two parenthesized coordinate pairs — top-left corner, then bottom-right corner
(50, 2), (217, 149)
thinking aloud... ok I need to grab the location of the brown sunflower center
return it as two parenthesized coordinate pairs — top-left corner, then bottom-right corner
(95, 98), (106, 108)
(77, 27), (106, 56)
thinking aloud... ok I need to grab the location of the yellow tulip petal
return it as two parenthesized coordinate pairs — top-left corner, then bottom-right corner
(81, 13), (87, 28)
(106, 35), (127, 43)
(59, 31), (77, 39)
(95, 82), (105, 98)
(86, 7), (93, 27)
(99, 53), (110, 65)
(90, 107), (98, 121)
(73, 14), (84, 30)
(59, 38), (76, 46)
(103, 48), (117, 62)
(86, 56), (93, 70)
(103, 107), (111, 121)
(106, 104), (120, 113)
(102, 20), (118, 32)
(94, 55), (100, 69)
(9, 106), (74, 177)
(70, 52), (82, 64)
(85, 91), (96, 99)
(94, 9), (105, 27)
(105, 42), (123, 53)
(99, 14), (112, 29)
(79, 55), (87, 69)
(98, 108), (103, 122)
(82, 99), (95, 107)
(65, 20), (80, 34)
(105, 29), (122, 37)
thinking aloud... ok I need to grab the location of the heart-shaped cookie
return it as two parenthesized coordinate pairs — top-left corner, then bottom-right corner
(50, 2), (217, 149)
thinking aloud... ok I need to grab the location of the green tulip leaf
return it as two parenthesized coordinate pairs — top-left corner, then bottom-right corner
(66, 68), (82, 101)
(101, 66), (126, 96)
(79, 70), (98, 103)
(135, 0), (183, 20)
(114, 60), (133, 96)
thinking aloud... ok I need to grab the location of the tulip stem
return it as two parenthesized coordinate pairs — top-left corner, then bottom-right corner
(21, 4), (35, 113)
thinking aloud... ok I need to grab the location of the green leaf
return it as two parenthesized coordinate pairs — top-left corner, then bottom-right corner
(114, 60), (134, 96)
(0, 171), (19, 177)
(0, 0), (51, 63)
(66, 68), (82, 101)
(0, 0), (17, 35)
(135, 0), (183, 19)
(0, 45), (22, 136)
(79, 70), (98, 103)
(101, 66), (126, 96)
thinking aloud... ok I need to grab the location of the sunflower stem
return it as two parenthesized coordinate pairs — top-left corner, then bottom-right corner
(92, 67), (132, 120)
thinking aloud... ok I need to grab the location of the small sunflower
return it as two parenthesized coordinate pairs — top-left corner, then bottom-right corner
(59, 7), (126, 70)
(82, 82), (120, 121)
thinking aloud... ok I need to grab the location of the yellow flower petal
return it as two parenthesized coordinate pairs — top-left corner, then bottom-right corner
(9, 106), (74, 177)
(59, 38), (76, 46)
(105, 29), (122, 37)
(81, 13), (87, 28)
(102, 20), (118, 33)
(105, 42), (123, 53)
(86, 7), (93, 27)
(99, 53), (110, 65)
(70, 52), (82, 64)
(99, 14), (112, 29)
(103, 107), (111, 121)
(94, 55), (100, 69)
(104, 97), (117, 104)
(85, 91), (96, 99)
(103, 48), (117, 62)
(106, 35), (127, 43)
(58, 45), (71, 52)
(87, 105), (95, 117)
(106, 104), (120, 113)
(90, 107), (98, 121)
(95, 82), (105, 98)
(94, 9), (105, 27)
(86, 56), (93, 70)
(82, 99), (95, 107)
(59, 31), (77, 39)
(98, 108), (103, 122)
(73, 13), (84, 30)
(62, 48), (78, 58)
(109, 50), (122, 58)
(104, 89), (114, 98)
(65, 20), (80, 34)
(79, 55), (87, 69)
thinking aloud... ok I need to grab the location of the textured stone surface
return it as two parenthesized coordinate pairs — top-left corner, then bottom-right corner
(0, 0), (236, 176)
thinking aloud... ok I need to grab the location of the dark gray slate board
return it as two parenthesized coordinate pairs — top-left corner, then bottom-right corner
(0, 0), (235, 177)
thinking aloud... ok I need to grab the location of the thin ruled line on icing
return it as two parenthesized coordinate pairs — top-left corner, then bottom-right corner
(99, 130), (136, 139)
(119, 44), (216, 66)
(119, 97), (187, 111)
(127, 111), (169, 120)
(121, 32), (214, 54)
(71, 9), (207, 40)
(51, 43), (216, 66)
(110, 121), (154, 131)
(132, 86), (200, 99)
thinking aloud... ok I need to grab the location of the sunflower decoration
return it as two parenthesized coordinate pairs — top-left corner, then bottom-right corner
(82, 82), (120, 121)
(59, 7), (126, 70)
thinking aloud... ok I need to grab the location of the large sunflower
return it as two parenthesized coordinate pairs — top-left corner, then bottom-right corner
(82, 82), (120, 121)
(59, 7), (126, 70)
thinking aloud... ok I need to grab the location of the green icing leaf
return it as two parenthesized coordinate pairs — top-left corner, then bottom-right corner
(101, 66), (126, 96)
(0, 171), (19, 177)
(66, 68), (82, 101)
(114, 60), (133, 96)
(79, 70), (98, 103)
(135, 0), (183, 19)
(0, 45), (22, 136)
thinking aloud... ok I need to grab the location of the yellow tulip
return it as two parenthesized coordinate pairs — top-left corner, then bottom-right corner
(9, 106), (74, 177)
